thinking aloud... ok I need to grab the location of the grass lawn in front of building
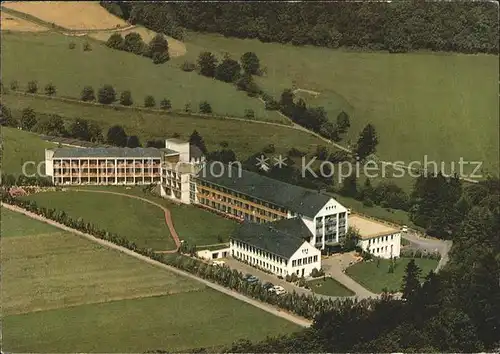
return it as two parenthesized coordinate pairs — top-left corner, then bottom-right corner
(345, 257), (438, 294)
(307, 277), (355, 297)
(20, 190), (177, 250)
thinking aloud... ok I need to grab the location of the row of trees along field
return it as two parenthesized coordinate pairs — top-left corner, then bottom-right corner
(0, 103), (209, 153)
(0, 192), (372, 322)
(100, 1), (498, 54)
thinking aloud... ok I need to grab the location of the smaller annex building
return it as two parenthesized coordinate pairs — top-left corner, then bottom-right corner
(230, 218), (321, 277)
(348, 214), (401, 259)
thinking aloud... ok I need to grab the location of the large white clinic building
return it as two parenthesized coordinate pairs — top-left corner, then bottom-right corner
(44, 141), (400, 276)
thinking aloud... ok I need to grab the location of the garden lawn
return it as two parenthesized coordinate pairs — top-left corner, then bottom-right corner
(187, 32), (499, 176)
(345, 257), (439, 294)
(307, 277), (355, 297)
(0, 127), (55, 175)
(0, 31), (284, 122)
(70, 186), (239, 246)
(21, 190), (176, 250)
(1, 208), (299, 352)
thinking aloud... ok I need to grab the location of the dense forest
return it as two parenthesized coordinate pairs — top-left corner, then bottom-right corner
(101, 1), (498, 54)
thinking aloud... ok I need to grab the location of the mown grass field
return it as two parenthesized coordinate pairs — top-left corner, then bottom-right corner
(67, 186), (239, 246)
(307, 277), (355, 297)
(0, 31), (283, 122)
(345, 257), (439, 293)
(1, 208), (300, 352)
(186, 33), (499, 176)
(23, 188), (238, 247)
(0, 126), (56, 175)
(2, 93), (323, 160)
(21, 191), (177, 250)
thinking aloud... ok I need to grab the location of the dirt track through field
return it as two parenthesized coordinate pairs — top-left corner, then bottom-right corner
(1, 203), (311, 327)
(0, 10), (48, 32)
(2, 1), (128, 30)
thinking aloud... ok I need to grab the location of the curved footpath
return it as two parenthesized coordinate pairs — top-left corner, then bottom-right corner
(1, 202), (312, 328)
(73, 189), (181, 252)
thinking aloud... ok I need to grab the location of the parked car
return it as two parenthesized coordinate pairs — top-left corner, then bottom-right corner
(273, 285), (286, 295)
(401, 225), (408, 232)
(212, 260), (225, 267)
(263, 282), (275, 291)
(347, 208), (352, 215)
(243, 274), (259, 283)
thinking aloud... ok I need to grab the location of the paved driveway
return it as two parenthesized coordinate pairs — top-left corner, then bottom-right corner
(321, 253), (378, 299)
(402, 231), (452, 271)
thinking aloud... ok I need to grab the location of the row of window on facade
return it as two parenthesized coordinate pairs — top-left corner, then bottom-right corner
(233, 251), (288, 275)
(368, 234), (394, 245)
(198, 182), (288, 214)
(200, 197), (282, 221)
(370, 245), (393, 254)
(203, 191), (284, 216)
(291, 255), (318, 267)
(54, 159), (161, 165)
(232, 240), (287, 264)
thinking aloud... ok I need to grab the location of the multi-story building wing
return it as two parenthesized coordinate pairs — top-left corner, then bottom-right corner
(195, 162), (348, 250)
(230, 218), (321, 277)
(45, 147), (164, 185)
(45, 139), (204, 204)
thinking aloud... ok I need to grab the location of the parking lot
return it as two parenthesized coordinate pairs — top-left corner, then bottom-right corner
(222, 258), (316, 297)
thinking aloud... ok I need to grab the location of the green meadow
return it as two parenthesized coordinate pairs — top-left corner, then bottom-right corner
(186, 33), (499, 175)
(0, 126), (55, 175)
(0, 31), (283, 122)
(1, 208), (299, 352)
(3, 30), (497, 174)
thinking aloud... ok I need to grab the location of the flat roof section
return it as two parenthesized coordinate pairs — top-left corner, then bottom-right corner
(348, 214), (399, 239)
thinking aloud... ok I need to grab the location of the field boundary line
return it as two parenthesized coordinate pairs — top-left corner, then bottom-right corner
(1, 202), (311, 328)
(5, 91), (292, 127)
(4, 288), (206, 317)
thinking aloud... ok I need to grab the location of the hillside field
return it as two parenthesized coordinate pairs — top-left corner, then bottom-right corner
(2, 1), (127, 30)
(0, 126), (56, 175)
(3, 29), (498, 175)
(186, 33), (499, 176)
(0, 31), (284, 122)
(0, 9), (48, 32)
(1, 208), (299, 352)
